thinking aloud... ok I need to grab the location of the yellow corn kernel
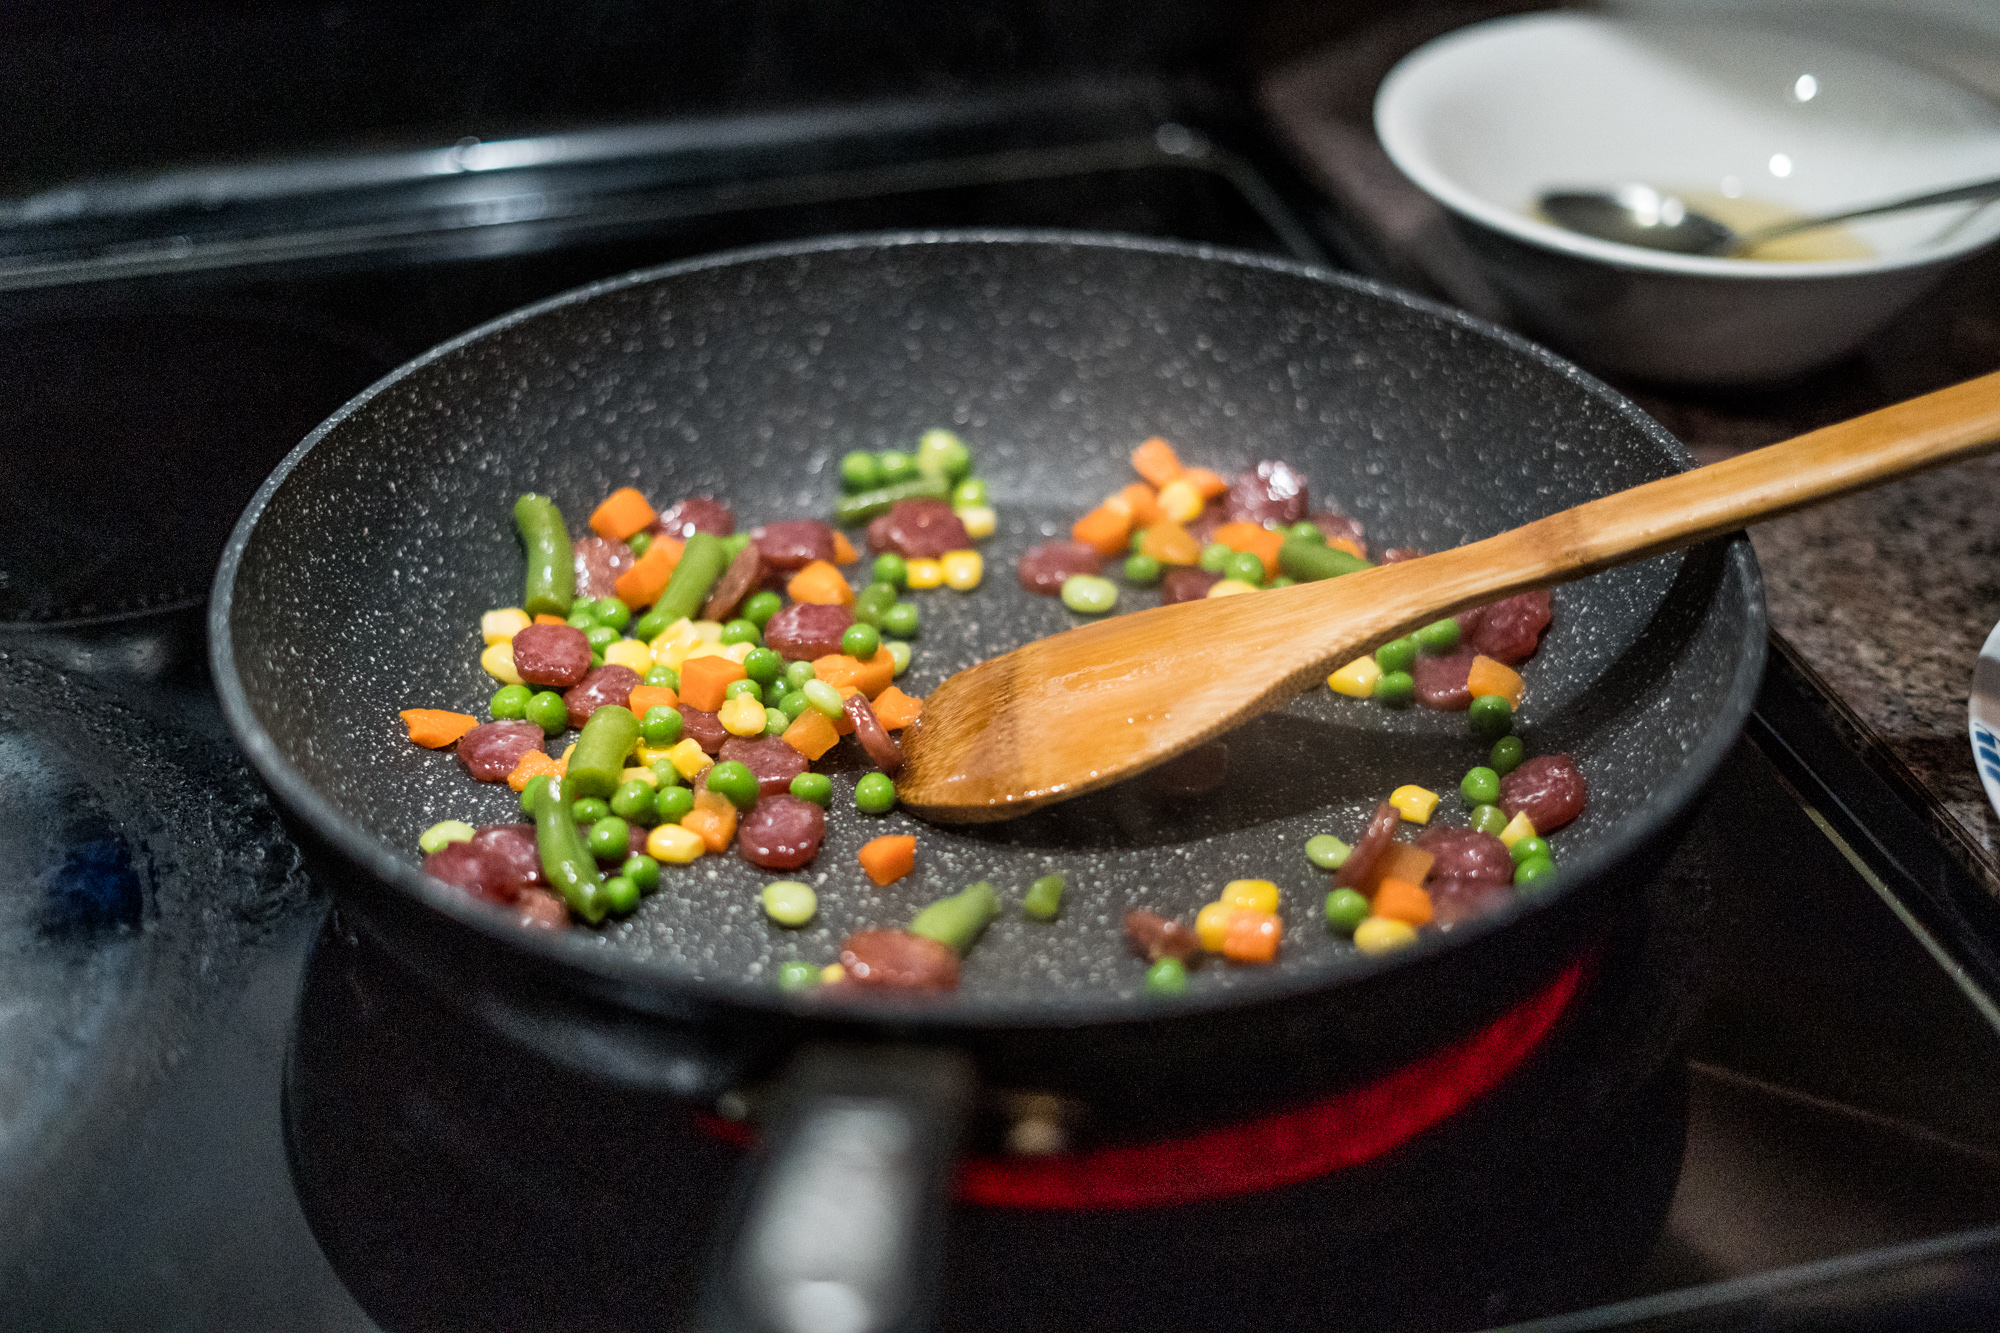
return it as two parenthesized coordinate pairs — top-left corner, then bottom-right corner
(635, 743), (679, 768)
(1327, 656), (1381, 697)
(1157, 478), (1203, 523)
(719, 694), (767, 736)
(1206, 579), (1258, 598)
(481, 607), (530, 645)
(955, 504), (997, 539)
(906, 558), (944, 589)
(1498, 811), (1537, 848)
(1389, 784), (1439, 824)
(1195, 900), (1232, 952)
(480, 642), (524, 685)
(668, 738), (713, 780)
(649, 618), (703, 666)
(691, 620), (724, 643)
(821, 963), (848, 985)
(560, 743), (575, 765)
(1222, 879), (1280, 914)
(602, 638), (654, 672)
(940, 550), (984, 591)
(723, 641), (755, 664)
(1353, 916), (1419, 956)
(647, 824), (706, 863)
(620, 766), (658, 787)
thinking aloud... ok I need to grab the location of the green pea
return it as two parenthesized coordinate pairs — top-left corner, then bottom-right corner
(650, 759), (683, 787)
(621, 853), (661, 894)
(1224, 550), (1265, 585)
(854, 581), (898, 626)
(571, 595), (595, 616)
(1469, 693), (1513, 742)
(643, 663), (680, 690)
(1510, 835), (1551, 867)
(744, 647), (784, 685)
(720, 619), (762, 647)
(881, 602), (920, 639)
(633, 607), (674, 641)
(611, 779), (658, 823)
(1268, 576), (1295, 588)
(1022, 873), (1065, 921)
(489, 683), (532, 720)
(568, 611), (597, 630)
(877, 449), (917, 484)
(841, 450), (881, 492)
(642, 705), (683, 746)
(724, 678), (763, 703)
(1304, 834), (1350, 870)
(583, 625), (618, 652)
(802, 679), (846, 720)
(1490, 735), (1525, 776)
(790, 772), (833, 806)
(1325, 887), (1371, 934)
(419, 820), (475, 855)
(855, 772), (897, 814)
(1460, 766), (1501, 807)
(765, 706), (791, 736)
(1287, 520), (1325, 544)
(886, 640), (912, 676)
(521, 776), (559, 815)
(1513, 854), (1558, 891)
(1060, 575), (1119, 615)
(722, 533), (753, 559)
(842, 624), (882, 659)
(1469, 804), (1509, 835)
(761, 880), (818, 927)
(1415, 618), (1460, 653)
(1373, 670), (1415, 706)
(777, 960), (819, 991)
(628, 531), (654, 557)
(586, 816), (630, 860)
(916, 429), (973, 482)
(951, 476), (987, 507)
(572, 797), (611, 825)
(740, 590), (782, 629)
(1374, 636), (1418, 673)
(601, 875), (641, 915)
(593, 598), (632, 631)
(707, 760), (760, 810)
(656, 785), (695, 822)
(777, 690), (811, 721)
(589, 651), (605, 670)
(1145, 958), (1188, 996)
(1199, 542), (1232, 574)
(525, 690), (569, 734)
(872, 553), (908, 587)
(785, 660), (818, 691)
(1124, 553), (1162, 585)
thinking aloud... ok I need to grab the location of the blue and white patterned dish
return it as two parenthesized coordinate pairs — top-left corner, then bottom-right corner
(1968, 617), (2000, 819)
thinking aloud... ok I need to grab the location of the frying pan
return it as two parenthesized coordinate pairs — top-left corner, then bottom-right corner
(210, 232), (1762, 1330)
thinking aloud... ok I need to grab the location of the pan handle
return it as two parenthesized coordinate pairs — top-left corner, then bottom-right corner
(700, 1045), (974, 1333)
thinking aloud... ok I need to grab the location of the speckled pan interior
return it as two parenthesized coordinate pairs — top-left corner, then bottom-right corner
(214, 232), (1762, 1013)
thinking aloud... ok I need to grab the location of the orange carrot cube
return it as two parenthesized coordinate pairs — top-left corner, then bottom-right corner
(1130, 436), (1183, 487)
(870, 685), (923, 730)
(1357, 842), (1436, 896)
(679, 655), (747, 712)
(812, 649), (895, 699)
(615, 536), (684, 608)
(1071, 505), (1132, 557)
(787, 560), (854, 606)
(400, 708), (480, 748)
(1210, 521), (1285, 573)
(1180, 466), (1229, 499)
(1222, 909), (1282, 963)
(588, 487), (658, 541)
(858, 835), (918, 886)
(1372, 877), (1434, 927)
(625, 684), (679, 718)
(1466, 655), (1525, 709)
(506, 748), (565, 792)
(1138, 521), (1202, 565)
(831, 531), (860, 564)
(781, 708), (841, 760)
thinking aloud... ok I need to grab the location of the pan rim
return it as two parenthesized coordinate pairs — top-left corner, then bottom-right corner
(208, 227), (1766, 1030)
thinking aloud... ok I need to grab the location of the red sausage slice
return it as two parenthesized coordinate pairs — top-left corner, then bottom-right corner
(678, 705), (729, 754)
(1160, 567), (1221, 604)
(1415, 825), (1514, 883)
(867, 499), (969, 558)
(422, 840), (513, 904)
(651, 497), (734, 539)
(699, 542), (765, 622)
(574, 536), (635, 601)
(510, 624), (591, 688)
(1222, 459), (1309, 526)
(719, 735), (809, 797)
(1500, 754), (1588, 833)
(839, 930), (960, 991)
(564, 664), (640, 728)
(842, 694), (903, 776)
(738, 795), (827, 870)
(512, 889), (571, 930)
(1429, 877), (1515, 928)
(753, 520), (839, 571)
(1125, 910), (1202, 964)
(470, 824), (544, 896)
(763, 602), (854, 660)
(456, 721), (545, 782)
(1334, 801), (1401, 889)
(1413, 648), (1476, 711)
(1469, 590), (1553, 665)
(1016, 541), (1103, 595)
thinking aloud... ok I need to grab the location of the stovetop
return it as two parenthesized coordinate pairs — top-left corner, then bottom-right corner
(6, 79), (2000, 1330)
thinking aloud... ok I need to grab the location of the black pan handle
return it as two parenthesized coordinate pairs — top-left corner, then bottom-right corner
(700, 1045), (975, 1333)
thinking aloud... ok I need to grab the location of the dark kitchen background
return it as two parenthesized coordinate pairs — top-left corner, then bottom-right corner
(7, 1), (2000, 1329)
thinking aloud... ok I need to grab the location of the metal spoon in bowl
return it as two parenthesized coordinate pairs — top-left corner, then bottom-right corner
(1539, 177), (2000, 256)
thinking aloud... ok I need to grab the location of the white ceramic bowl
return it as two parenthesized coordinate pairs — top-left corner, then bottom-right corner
(1375, 12), (2000, 385)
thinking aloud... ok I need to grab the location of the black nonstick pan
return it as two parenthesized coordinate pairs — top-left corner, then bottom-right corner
(211, 232), (1762, 1330)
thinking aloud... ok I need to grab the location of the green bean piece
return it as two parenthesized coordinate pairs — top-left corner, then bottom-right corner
(1287, 520), (1325, 544)
(1145, 958), (1189, 996)
(832, 473), (950, 525)
(785, 660), (818, 691)
(740, 590), (783, 630)
(1022, 873), (1065, 921)
(1373, 670), (1415, 706)
(621, 852), (661, 894)
(1415, 618), (1460, 653)
(633, 607), (674, 641)
(720, 618), (762, 647)
(744, 647), (785, 685)
(565, 704), (642, 799)
(1374, 636), (1418, 673)
(722, 533), (753, 558)
(1304, 834), (1350, 870)
(489, 683), (532, 720)
(525, 690), (569, 735)
(419, 820), (476, 855)
(571, 797), (611, 825)
(601, 875), (641, 915)
(724, 678), (763, 703)
(584, 624), (620, 652)
(765, 706), (790, 736)
(910, 881), (998, 952)
(855, 771), (897, 814)
(611, 779), (658, 824)
(641, 705), (683, 746)
(1060, 575), (1118, 615)
(521, 775), (559, 815)
(881, 601), (920, 639)
(872, 553), (908, 588)
(877, 450), (918, 484)
(950, 476), (987, 507)
(530, 775), (606, 924)
(1469, 804), (1509, 835)
(840, 451), (881, 492)
(1279, 536), (1372, 582)
(1324, 887), (1370, 934)
(916, 428), (973, 482)
(587, 816), (631, 860)
(802, 679), (846, 720)
(628, 531), (654, 557)
(1199, 542), (1232, 574)
(1510, 835), (1551, 866)
(656, 785), (695, 822)
(514, 494), (575, 618)
(761, 880), (818, 927)
(886, 640), (912, 676)
(790, 772), (833, 806)
(1123, 553), (1162, 585)
(778, 960), (820, 991)
(1490, 735), (1526, 775)
(593, 598), (632, 631)
(651, 532), (731, 624)
(777, 690), (811, 721)
(707, 760), (760, 810)
(1224, 550), (1266, 585)
(1460, 766), (1501, 807)
(1513, 854), (1558, 891)
(842, 624), (882, 659)
(1468, 693), (1514, 742)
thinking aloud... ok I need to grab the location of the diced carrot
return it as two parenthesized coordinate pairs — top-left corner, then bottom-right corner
(1130, 436), (1183, 488)
(506, 748), (565, 792)
(1328, 536), (1365, 559)
(400, 709), (479, 748)
(1467, 655), (1525, 709)
(1358, 842), (1436, 896)
(615, 536), (684, 608)
(1180, 466), (1229, 499)
(679, 656), (747, 712)
(813, 649), (895, 699)
(1372, 877), (1435, 928)
(787, 560), (854, 606)
(588, 487), (657, 541)
(1071, 505), (1132, 557)
(532, 613), (568, 626)
(682, 789), (737, 853)
(1222, 909), (1282, 963)
(781, 708), (841, 760)
(1138, 521), (1202, 565)
(1210, 521), (1285, 573)
(1118, 482), (1163, 528)
(858, 834), (918, 886)
(870, 685), (923, 730)
(626, 685), (679, 717)
(831, 530), (859, 564)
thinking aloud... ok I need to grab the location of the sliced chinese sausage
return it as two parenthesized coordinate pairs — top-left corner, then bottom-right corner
(1414, 826), (1513, 882)
(510, 623), (591, 688)
(564, 664), (640, 728)
(512, 889), (571, 930)
(573, 536), (635, 601)
(422, 840), (513, 904)
(651, 496), (734, 539)
(470, 824), (544, 895)
(1017, 541), (1103, 595)
(456, 721), (545, 783)
(867, 498), (968, 558)
(752, 519), (838, 571)
(678, 704), (730, 755)
(1469, 590), (1552, 665)
(719, 735), (808, 797)
(1500, 754), (1588, 833)
(1382, 548), (1425, 564)
(738, 795), (827, 871)
(699, 542), (765, 621)
(1413, 649), (1475, 711)
(1160, 567), (1221, 604)
(763, 602), (853, 660)
(1429, 878), (1514, 928)
(1222, 458), (1309, 525)
(1334, 801), (1401, 889)
(842, 694), (903, 776)
(1125, 910), (1202, 964)
(1185, 507), (1227, 548)
(839, 930), (960, 991)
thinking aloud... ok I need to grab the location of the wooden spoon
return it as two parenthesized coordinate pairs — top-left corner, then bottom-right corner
(898, 369), (2000, 822)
